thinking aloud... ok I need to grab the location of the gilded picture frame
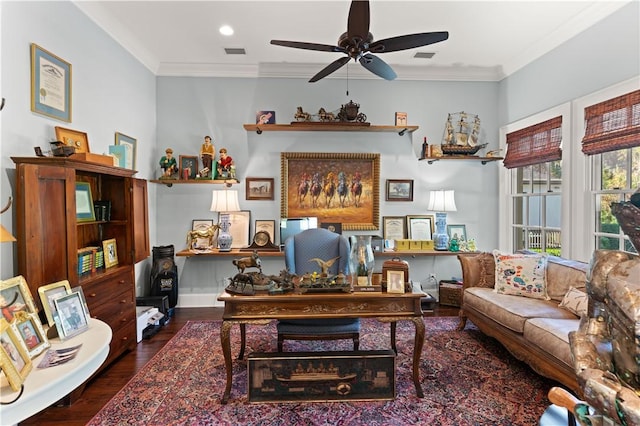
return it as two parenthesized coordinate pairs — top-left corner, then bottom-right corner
(0, 318), (32, 392)
(30, 43), (72, 122)
(281, 152), (380, 231)
(12, 311), (50, 359)
(103, 238), (118, 268)
(0, 276), (38, 323)
(386, 270), (406, 294)
(55, 126), (89, 154)
(406, 215), (435, 240)
(115, 132), (137, 170)
(38, 280), (72, 326)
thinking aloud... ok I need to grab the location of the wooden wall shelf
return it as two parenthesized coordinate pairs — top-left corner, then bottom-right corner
(151, 179), (239, 187)
(419, 156), (503, 165)
(243, 123), (419, 136)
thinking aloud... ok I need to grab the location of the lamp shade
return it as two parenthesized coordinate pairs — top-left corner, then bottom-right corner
(0, 224), (16, 243)
(427, 190), (457, 212)
(210, 190), (240, 212)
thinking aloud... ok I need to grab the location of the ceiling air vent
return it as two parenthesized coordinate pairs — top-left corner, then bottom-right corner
(224, 48), (246, 55)
(414, 52), (435, 59)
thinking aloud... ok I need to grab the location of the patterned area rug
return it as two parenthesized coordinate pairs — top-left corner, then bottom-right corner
(88, 318), (556, 425)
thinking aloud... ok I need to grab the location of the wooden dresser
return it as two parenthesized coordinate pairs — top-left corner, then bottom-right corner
(12, 157), (150, 368)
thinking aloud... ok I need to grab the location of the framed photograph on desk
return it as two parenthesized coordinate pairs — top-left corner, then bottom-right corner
(0, 318), (32, 391)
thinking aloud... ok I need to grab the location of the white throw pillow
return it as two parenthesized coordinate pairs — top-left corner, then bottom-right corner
(493, 250), (550, 300)
(559, 286), (588, 317)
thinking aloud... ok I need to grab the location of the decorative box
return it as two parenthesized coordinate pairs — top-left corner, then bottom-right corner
(409, 240), (422, 250)
(439, 280), (463, 307)
(421, 240), (434, 250)
(395, 239), (410, 250)
(71, 152), (116, 167)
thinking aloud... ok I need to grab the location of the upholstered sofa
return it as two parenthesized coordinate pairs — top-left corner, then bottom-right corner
(457, 251), (590, 394)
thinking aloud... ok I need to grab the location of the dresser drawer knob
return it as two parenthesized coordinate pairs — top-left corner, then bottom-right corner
(89, 293), (97, 298)
(118, 279), (125, 284)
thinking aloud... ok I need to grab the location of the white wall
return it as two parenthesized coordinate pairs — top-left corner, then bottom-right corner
(0, 2), (157, 294)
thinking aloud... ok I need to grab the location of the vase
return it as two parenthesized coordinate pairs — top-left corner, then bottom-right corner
(349, 235), (374, 287)
(217, 214), (233, 251)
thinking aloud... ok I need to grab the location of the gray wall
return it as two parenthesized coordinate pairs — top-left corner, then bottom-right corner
(1, 1), (638, 306)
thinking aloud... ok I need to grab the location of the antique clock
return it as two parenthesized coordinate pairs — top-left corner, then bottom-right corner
(242, 230), (279, 251)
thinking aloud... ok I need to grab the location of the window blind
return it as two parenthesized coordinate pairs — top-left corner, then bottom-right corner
(504, 116), (562, 169)
(581, 89), (640, 155)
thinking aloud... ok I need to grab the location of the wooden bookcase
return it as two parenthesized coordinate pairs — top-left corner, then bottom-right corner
(11, 157), (150, 368)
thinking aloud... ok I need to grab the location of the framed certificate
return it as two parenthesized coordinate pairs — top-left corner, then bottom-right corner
(383, 216), (406, 240)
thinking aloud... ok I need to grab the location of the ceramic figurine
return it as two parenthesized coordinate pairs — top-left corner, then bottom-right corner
(159, 148), (177, 179)
(200, 136), (215, 178)
(217, 148), (235, 179)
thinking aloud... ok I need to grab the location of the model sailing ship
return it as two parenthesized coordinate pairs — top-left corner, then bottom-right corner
(441, 111), (487, 155)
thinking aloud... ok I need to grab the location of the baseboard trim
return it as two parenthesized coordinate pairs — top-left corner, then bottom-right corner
(177, 294), (224, 308)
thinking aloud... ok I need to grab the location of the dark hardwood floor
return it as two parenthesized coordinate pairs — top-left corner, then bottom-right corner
(20, 305), (459, 425)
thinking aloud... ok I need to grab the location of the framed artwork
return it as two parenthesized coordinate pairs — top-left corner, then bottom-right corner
(12, 311), (49, 359)
(386, 270), (405, 294)
(256, 110), (276, 124)
(395, 112), (407, 126)
(255, 220), (276, 243)
(115, 132), (137, 170)
(385, 179), (413, 202)
(281, 152), (380, 231)
(53, 291), (89, 340)
(225, 210), (251, 248)
(320, 222), (342, 234)
(0, 318), (32, 392)
(109, 145), (127, 168)
(38, 280), (72, 326)
(246, 178), (275, 200)
(447, 224), (467, 241)
(191, 219), (216, 249)
(31, 43), (72, 122)
(406, 215), (435, 240)
(75, 182), (96, 222)
(0, 276), (37, 323)
(55, 126), (89, 154)
(382, 216), (406, 240)
(179, 155), (199, 180)
(103, 238), (118, 268)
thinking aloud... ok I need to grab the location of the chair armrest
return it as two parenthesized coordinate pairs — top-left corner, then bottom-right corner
(457, 252), (495, 291)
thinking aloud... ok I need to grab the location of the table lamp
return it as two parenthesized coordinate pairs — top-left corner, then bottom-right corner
(210, 189), (240, 251)
(427, 190), (457, 251)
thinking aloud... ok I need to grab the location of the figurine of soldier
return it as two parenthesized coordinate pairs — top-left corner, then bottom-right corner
(200, 136), (215, 178)
(217, 148), (235, 179)
(159, 148), (177, 179)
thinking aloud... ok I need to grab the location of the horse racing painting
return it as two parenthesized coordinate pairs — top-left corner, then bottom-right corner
(280, 152), (380, 231)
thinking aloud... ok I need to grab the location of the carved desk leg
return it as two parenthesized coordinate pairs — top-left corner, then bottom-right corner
(411, 316), (426, 398)
(238, 323), (246, 360)
(220, 320), (234, 404)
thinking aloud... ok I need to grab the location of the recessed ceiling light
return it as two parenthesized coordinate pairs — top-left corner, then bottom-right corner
(219, 25), (234, 36)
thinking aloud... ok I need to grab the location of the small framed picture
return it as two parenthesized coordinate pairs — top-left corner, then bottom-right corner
(0, 276), (38, 322)
(386, 270), (405, 294)
(386, 179), (413, 202)
(320, 222), (342, 234)
(255, 220), (276, 243)
(103, 238), (118, 268)
(38, 280), (72, 326)
(226, 211), (251, 249)
(55, 126), (89, 154)
(75, 182), (96, 222)
(447, 224), (467, 241)
(12, 311), (49, 358)
(54, 291), (90, 340)
(383, 216), (406, 240)
(246, 178), (275, 200)
(0, 318), (32, 391)
(179, 155), (199, 180)
(395, 112), (407, 126)
(407, 215), (435, 240)
(256, 110), (276, 124)
(115, 132), (137, 170)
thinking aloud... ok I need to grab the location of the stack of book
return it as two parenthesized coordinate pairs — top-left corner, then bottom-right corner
(77, 247), (94, 275)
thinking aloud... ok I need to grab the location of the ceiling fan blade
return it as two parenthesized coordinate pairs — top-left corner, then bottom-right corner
(347, 0), (370, 42)
(359, 54), (397, 81)
(309, 56), (351, 82)
(271, 40), (344, 53)
(369, 32), (449, 53)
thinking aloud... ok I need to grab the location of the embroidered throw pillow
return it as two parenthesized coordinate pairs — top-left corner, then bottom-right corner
(559, 286), (588, 317)
(492, 250), (550, 300)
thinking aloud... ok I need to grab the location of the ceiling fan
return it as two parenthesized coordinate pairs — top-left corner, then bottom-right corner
(270, 0), (449, 82)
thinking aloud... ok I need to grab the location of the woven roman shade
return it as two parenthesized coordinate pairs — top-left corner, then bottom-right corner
(581, 89), (640, 155)
(504, 116), (562, 169)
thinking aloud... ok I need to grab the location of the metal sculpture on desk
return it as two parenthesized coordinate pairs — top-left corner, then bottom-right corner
(226, 251), (262, 295)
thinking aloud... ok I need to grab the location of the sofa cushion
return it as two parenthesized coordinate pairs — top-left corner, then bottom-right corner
(559, 287), (588, 317)
(545, 256), (589, 302)
(493, 250), (550, 300)
(464, 287), (576, 333)
(524, 318), (580, 369)
(458, 252), (495, 289)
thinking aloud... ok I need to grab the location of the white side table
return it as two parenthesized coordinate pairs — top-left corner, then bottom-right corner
(0, 318), (111, 425)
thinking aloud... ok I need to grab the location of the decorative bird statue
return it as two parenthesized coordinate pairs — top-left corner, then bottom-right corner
(308, 256), (340, 276)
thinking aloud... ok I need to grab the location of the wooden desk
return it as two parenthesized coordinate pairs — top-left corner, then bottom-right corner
(217, 290), (426, 404)
(0, 319), (111, 424)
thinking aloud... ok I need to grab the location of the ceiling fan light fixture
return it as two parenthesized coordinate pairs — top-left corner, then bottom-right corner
(224, 48), (246, 55)
(414, 52), (436, 59)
